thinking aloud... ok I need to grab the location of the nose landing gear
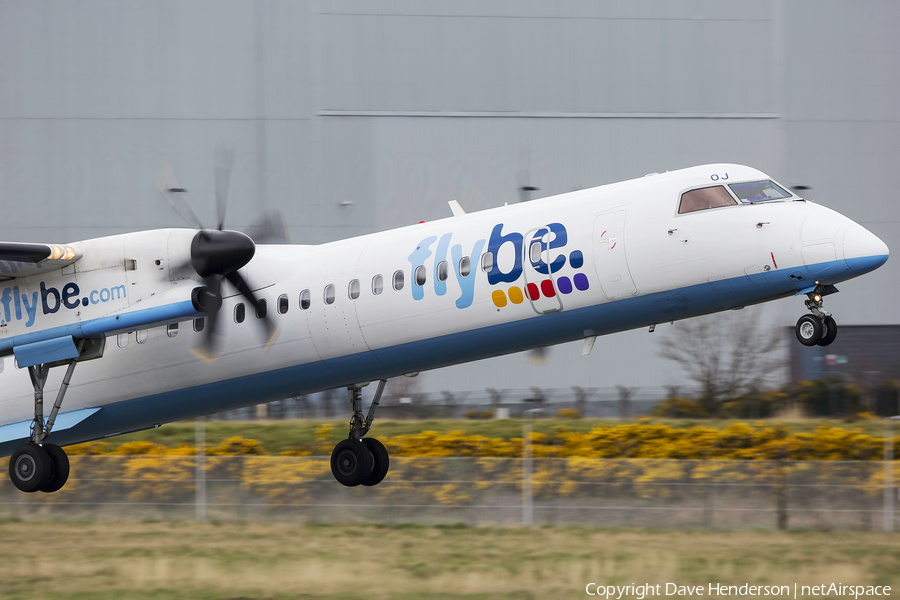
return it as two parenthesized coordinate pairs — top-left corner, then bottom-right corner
(795, 286), (838, 347)
(330, 380), (390, 487)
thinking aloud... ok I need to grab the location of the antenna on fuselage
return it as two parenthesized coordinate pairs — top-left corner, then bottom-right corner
(516, 144), (540, 202)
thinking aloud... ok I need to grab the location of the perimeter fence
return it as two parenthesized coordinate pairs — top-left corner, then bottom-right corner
(0, 457), (895, 531)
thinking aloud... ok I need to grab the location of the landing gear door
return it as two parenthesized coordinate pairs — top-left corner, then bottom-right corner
(522, 227), (563, 315)
(592, 211), (637, 301)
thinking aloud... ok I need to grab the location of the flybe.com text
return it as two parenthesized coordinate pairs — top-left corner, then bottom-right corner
(0, 281), (126, 327)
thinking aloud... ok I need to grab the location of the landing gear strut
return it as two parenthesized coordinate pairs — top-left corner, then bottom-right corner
(8, 341), (83, 494)
(795, 286), (838, 347)
(330, 380), (389, 487)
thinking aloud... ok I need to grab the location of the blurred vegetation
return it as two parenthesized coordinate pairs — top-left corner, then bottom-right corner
(463, 409), (495, 420)
(796, 377), (865, 417)
(652, 376), (895, 421)
(1, 522), (898, 600)
(67, 420), (898, 461)
(656, 312), (898, 422)
(555, 408), (582, 420)
(658, 310), (785, 417)
(874, 379), (900, 417)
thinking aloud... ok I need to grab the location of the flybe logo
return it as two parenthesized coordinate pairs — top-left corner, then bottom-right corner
(0, 281), (127, 328)
(408, 222), (589, 310)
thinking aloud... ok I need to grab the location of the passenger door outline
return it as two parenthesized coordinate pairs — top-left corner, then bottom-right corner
(522, 227), (563, 315)
(592, 211), (637, 301)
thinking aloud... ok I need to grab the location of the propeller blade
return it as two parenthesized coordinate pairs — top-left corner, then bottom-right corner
(157, 159), (204, 229)
(203, 276), (222, 339)
(225, 270), (279, 349)
(162, 144), (285, 361)
(214, 143), (235, 231)
(191, 276), (223, 363)
(243, 210), (290, 244)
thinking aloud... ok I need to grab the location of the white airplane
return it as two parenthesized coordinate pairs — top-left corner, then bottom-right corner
(0, 162), (888, 494)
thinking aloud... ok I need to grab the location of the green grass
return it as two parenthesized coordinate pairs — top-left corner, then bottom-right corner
(95, 417), (894, 455)
(0, 522), (897, 599)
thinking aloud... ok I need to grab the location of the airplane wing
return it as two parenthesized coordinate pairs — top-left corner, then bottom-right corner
(0, 285), (201, 366)
(0, 408), (101, 446)
(0, 241), (83, 281)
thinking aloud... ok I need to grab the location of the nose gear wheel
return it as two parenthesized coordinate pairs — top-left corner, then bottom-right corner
(795, 285), (838, 347)
(795, 314), (822, 346)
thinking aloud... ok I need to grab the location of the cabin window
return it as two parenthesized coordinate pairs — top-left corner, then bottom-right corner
(167, 323), (178, 338)
(372, 274), (384, 295)
(193, 318), (205, 332)
(117, 333), (129, 348)
(678, 185), (737, 214)
(300, 289), (311, 310)
(436, 261), (449, 282)
(529, 240), (543, 263)
(415, 265), (426, 286)
(349, 279), (360, 300)
(234, 303), (246, 323)
(136, 329), (148, 344)
(324, 284), (335, 305)
(459, 256), (471, 277)
(729, 180), (791, 203)
(256, 298), (267, 319)
(0, 358), (3, 374)
(481, 252), (494, 273)
(392, 270), (405, 291)
(277, 294), (289, 314)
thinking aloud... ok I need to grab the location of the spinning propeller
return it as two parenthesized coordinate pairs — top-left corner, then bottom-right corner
(157, 144), (284, 362)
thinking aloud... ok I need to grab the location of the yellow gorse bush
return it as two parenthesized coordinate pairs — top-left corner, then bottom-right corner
(64, 424), (896, 461)
(38, 424), (896, 508)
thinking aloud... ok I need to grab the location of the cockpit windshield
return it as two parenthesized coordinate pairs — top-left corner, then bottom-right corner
(728, 180), (791, 203)
(678, 186), (737, 214)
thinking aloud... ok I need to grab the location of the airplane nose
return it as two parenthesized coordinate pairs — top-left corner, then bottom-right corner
(843, 224), (889, 274)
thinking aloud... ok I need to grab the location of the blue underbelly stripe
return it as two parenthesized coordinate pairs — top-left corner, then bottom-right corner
(0, 256), (881, 456)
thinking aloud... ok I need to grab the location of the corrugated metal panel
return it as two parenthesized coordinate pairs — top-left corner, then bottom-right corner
(0, 1), (310, 119)
(319, 116), (781, 236)
(0, 0), (897, 392)
(776, 0), (900, 325)
(0, 119), (311, 241)
(318, 5), (776, 114)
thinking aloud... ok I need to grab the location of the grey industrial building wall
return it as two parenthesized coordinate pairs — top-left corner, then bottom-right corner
(790, 325), (900, 387)
(0, 1), (897, 394)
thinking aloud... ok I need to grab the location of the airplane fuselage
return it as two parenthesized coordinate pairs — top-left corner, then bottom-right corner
(0, 164), (888, 456)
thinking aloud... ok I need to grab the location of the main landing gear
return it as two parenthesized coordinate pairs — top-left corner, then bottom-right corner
(8, 341), (85, 494)
(330, 380), (390, 487)
(795, 286), (838, 347)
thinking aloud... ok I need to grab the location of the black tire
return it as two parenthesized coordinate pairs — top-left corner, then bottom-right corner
(795, 315), (822, 346)
(9, 443), (51, 493)
(361, 438), (390, 487)
(331, 438), (374, 487)
(40, 443), (70, 493)
(816, 316), (838, 347)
